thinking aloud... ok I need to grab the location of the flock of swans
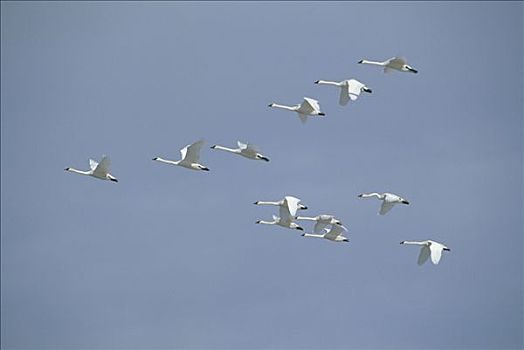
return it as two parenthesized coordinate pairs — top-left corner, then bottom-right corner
(65, 56), (450, 266)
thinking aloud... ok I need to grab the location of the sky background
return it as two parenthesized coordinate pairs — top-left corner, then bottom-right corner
(1, 2), (522, 349)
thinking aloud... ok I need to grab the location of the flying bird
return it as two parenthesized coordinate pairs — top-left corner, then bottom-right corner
(400, 240), (450, 265)
(358, 192), (410, 215)
(295, 214), (343, 234)
(153, 139), (210, 171)
(65, 156), (118, 182)
(256, 205), (304, 231)
(211, 141), (269, 162)
(358, 56), (418, 74)
(268, 97), (325, 124)
(301, 223), (349, 243)
(314, 79), (372, 106)
(254, 196), (307, 216)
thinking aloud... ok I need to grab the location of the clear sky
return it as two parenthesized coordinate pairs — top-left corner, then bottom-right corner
(1, 2), (522, 349)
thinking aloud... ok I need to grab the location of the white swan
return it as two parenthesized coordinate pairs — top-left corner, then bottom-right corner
(302, 223), (349, 243)
(400, 240), (450, 265)
(268, 97), (325, 124)
(314, 79), (372, 106)
(358, 57), (418, 74)
(256, 205), (304, 231)
(358, 192), (410, 215)
(211, 141), (269, 162)
(65, 156), (118, 182)
(254, 196), (307, 216)
(153, 139), (210, 171)
(295, 214), (343, 234)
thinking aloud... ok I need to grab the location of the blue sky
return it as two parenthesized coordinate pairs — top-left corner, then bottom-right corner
(1, 2), (522, 349)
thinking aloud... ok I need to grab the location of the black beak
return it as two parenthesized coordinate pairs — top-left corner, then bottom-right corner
(152, 157), (158, 161)
(301, 206), (308, 210)
(255, 221), (261, 224)
(402, 200), (410, 205)
(64, 168), (69, 171)
(358, 60), (363, 64)
(259, 156), (270, 162)
(409, 68), (418, 74)
(363, 87), (372, 93)
(314, 80), (320, 84)
(201, 167), (210, 171)
(444, 248), (451, 251)
(268, 104), (273, 107)
(210, 146), (216, 149)
(110, 178), (118, 182)
(301, 233), (306, 237)
(296, 227), (304, 231)
(318, 112), (326, 116)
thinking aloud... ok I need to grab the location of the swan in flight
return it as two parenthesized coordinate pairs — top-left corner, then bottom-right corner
(358, 57), (418, 74)
(301, 223), (349, 243)
(400, 240), (450, 265)
(295, 214), (343, 234)
(268, 97), (325, 124)
(256, 205), (304, 231)
(65, 156), (118, 182)
(358, 192), (410, 215)
(254, 196), (307, 216)
(211, 141), (269, 162)
(153, 139), (210, 171)
(314, 79), (372, 106)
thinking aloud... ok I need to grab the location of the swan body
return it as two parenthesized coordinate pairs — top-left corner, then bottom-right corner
(268, 97), (325, 124)
(358, 192), (409, 215)
(254, 196), (307, 216)
(400, 240), (450, 265)
(295, 214), (343, 234)
(65, 156), (118, 182)
(153, 140), (209, 171)
(211, 141), (269, 162)
(256, 205), (304, 231)
(302, 223), (349, 243)
(358, 57), (418, 74)
(314, 79), (372, 106)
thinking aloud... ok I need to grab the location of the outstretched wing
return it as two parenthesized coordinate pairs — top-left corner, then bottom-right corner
(89, 159), (99, 171)
(237, 141), (248, 150)
(339, 85), (350, 106)
(314, 221), (330, 234)
(181, 140), (204, 163)
(387, 57), (407, 70)
(347, 79), (364, 101)
(379, 201), (395, 215)
(324, 223), (347, 240)
(93, 156), (111, 176)
(417, 246), (431, 265)
(429, 244), (443, 265)
(284, 196), (301, 216)
(278, 205), (293, 225)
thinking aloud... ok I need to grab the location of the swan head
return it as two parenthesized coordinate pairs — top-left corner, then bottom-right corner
(152, 157), (159, 161)
(255, 220), (261, 224)
(268, 103), (275, 107)
(293, 224), (304, 231)
(64, 167), (71, 171)
(318, 112), (326, 116)
(357, 59), (364, 64)
(405, 65), (418, 74)
(298, 204), (308, 210)
(257, 155), (270, 162)
(401, 199), (410, 205)
(314, 80), (320, 84)
(362, 86), (372, 93)
(210, 145), (217, 149)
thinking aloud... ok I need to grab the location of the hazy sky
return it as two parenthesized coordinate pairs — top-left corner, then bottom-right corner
(1, 2), (522, 349)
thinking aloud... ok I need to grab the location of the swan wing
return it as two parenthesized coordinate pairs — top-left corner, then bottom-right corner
(278, 205), (293, 225)
(417, 246), (431, 265)
(324, 224), (347, 240)
(379, 201), (395, 215)
(298, 97), (319, 114)
(89, 159), (99, 171)
(237, 141), (248, 150)
(284, 196), (301, 216)
(182, 140), (204, 163)
(429, 243), (443, 265)
(314, 221), (330, 234)
(339, 85), (350, 106)
(347, 79), (364, 101)
(387, 57), (406, 70)
(93, 156), (111, 176)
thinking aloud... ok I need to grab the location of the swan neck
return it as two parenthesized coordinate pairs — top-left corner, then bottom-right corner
(271, 103), (296, 111)
(154, 157), (179, 165)
(303, 233), (324, 238)
(316, 80), (341, 86)
(67, 168), (91, 175)
(213, 145), (239, 153)
(296, 216), (316, 221)
(360, 59), (384, 66)
(256, 201), (280, 206)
